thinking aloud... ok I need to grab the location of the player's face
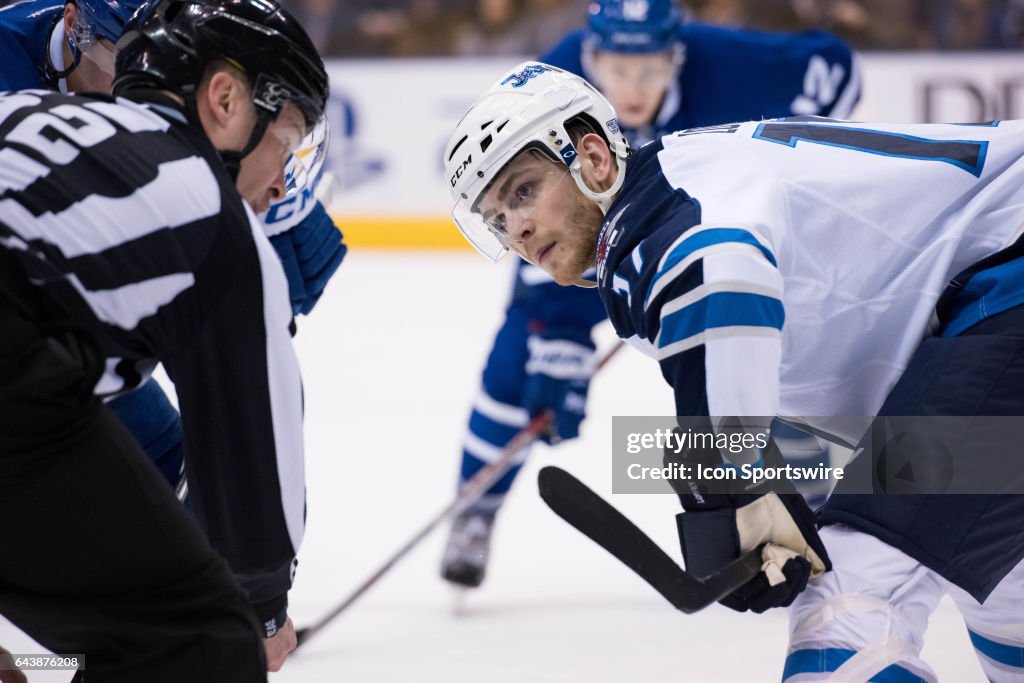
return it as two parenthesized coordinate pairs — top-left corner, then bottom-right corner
(591, 51), (675, 129)
(73, 38), (118, 93)
(62, 2), (118, 94)
(477, 151), (604, 286)
(236, 103), (307, 213)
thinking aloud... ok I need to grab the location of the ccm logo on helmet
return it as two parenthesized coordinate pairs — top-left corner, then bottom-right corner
(501, 64), (552, 88)
(450, 154), (472, 187)
(254, 79), (290, 113)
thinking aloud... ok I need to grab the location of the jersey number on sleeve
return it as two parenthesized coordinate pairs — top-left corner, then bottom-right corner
(752, 122), (988, 177)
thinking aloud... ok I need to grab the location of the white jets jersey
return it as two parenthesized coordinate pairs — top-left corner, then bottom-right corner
(597, 119), (1024, 444)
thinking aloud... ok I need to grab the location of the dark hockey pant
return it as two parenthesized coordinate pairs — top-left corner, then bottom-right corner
(823, 304), (1024, 602)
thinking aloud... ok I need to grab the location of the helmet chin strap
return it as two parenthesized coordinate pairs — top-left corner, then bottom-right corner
(184, 93), (236, 181)
(43, 15), (81, 86)
(219, 114), (271, 182)
(567, 154), (627, 287)
(181, 68), (281, 182)
(569, 153), (627, 216)
(184, 89), (273, 182)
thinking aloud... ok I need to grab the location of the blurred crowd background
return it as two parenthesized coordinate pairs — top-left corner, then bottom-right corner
(276, 0), (1024, 56)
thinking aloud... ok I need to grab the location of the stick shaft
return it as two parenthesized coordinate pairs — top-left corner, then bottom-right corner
(296, 341), (625, 647)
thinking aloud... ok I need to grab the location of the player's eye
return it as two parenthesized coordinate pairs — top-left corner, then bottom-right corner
(513, 182), (533, 203)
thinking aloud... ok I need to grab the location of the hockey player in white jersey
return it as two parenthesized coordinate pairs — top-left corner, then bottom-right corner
(444, 62), (1024, 681)
(442, 0), (857, 591)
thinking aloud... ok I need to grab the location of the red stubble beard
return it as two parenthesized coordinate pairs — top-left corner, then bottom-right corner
(543, 194), (604, 286)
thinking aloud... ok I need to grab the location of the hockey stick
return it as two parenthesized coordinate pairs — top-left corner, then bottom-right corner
(537, 465), (762, 613)
(295, 341), (626, 648)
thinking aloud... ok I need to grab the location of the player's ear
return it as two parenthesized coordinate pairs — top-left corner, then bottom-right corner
(63, 2), (78, 34)
(577, 133), (616, 193)
(203, 70), (244, 127)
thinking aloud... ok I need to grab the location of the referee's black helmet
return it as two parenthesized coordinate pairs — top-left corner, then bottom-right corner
(112, 0), (328, 132)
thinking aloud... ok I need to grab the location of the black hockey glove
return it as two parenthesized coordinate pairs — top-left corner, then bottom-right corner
(666, 423), (831, 613)
(676, 492), (830, 613)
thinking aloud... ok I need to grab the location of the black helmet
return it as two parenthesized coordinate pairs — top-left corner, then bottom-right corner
(113, 0), (328, 133)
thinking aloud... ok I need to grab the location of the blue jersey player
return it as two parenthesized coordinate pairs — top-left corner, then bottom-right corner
(0, 0), (128, 94)
(447, 62), (1024, 682)
(442, 0), (859, 589)
(0, 0), (347, 494)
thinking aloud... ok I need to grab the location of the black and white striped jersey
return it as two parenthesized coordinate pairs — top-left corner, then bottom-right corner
(0, 89), (304, 615)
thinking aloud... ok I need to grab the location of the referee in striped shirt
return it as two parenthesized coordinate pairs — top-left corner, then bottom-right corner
(0, 0), (327, 679)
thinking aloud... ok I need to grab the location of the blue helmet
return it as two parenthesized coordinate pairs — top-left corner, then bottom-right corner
(586, 0), (683, 53)
(73, 0), (142, 45)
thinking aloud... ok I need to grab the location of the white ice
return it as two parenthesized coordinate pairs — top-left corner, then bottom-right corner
(1, 252), (987, 681)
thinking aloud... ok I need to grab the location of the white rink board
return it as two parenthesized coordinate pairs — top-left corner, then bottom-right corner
(323, 52), (1024, 222)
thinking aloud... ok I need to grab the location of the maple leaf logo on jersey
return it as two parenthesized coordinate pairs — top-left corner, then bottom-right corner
(622, 0), (650, 21)
(596, 204), (628, 284)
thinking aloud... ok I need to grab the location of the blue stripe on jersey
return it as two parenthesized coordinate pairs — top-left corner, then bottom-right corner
(782, 648), (927, 682)
(645, 228), (777, 309)
(969, 630), (1024, 668)
(939, 255), (1024, 338)
(658, 292), (783, 348)
(753, 122), (988, 177)
(468, 409), (525, 447)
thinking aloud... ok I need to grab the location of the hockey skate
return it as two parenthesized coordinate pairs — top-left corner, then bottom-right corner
(440, 510), (496, 589)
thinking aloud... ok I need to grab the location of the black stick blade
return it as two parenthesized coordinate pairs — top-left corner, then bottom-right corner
(537, 466), (761, 614)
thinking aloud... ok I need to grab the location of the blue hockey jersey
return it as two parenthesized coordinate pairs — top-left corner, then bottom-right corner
(0, 0), (66, 92)
(540, 23), (860, 146)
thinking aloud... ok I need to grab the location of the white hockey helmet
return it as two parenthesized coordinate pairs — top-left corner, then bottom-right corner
(445, 61), (630, 261)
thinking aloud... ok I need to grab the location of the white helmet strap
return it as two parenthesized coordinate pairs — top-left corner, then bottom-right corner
(565, 144), (627, 288)
(568, 152), (627, 216)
